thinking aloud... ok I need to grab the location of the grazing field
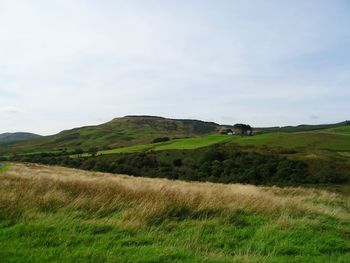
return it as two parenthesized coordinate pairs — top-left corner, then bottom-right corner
(0, 163), (349, 262)
(74, 126), (350, 158)
(326, 126), (350, 136)
(95, 134), (231, 155)
(228, 131), (350, 151)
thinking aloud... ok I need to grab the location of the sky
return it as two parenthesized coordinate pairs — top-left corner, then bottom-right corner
(1, 0), (350, 135)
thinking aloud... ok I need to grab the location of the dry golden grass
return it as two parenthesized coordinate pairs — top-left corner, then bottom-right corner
(1, 162), (349, 225)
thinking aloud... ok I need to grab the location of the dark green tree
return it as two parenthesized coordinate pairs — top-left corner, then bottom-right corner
(233, 124), (252, 136)
(88, 147), (99, 157)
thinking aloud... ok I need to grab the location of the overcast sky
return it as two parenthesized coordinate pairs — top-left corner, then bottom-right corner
(1, 0), (350, 135)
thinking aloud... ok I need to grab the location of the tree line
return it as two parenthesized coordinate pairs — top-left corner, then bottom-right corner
(4, 144), (348, 185)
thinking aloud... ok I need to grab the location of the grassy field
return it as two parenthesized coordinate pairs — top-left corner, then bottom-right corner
(72, 126), (350, 158)
(0, 163), (349, 262)
(326, 126), (350, 135)
(97, 134), (231, 155)
(228, 131), (350, 151)
(71, 134), (230, 157)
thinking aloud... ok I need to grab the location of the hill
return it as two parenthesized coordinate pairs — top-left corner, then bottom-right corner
(256, 120), (350, 133)
(4, 122), (350, 186)
(1, 116), (224, 154)
(69, 125), (350, 157)
(2, 117), (349, 156)
(11, 130), (350, 186)
(0, 132), (41, 144)
(0, 163), (349, 262)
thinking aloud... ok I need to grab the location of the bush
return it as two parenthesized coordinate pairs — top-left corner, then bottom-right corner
(152, 137), (170, 143)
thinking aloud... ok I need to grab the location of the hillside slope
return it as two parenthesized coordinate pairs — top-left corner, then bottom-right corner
(1, 116), (223, 154)
(1, 163), (349, 262)
(256, 121), (350, 133)
(76, 126), (350, 157)
(0, 132), (41, 144)
(3, 117), (349, 158)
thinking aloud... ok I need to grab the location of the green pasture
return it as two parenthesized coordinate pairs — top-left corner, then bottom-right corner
(75, 134), (232, 157)
(228, 131), (350, 151)
(73, 126), (350, 158)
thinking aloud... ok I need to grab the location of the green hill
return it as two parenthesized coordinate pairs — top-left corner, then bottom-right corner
(60, 126), (350, 183)
(6, 123), (350, 186)
(67, 125), (350, 158)
(0, 132), (41, 144)
(229, 130), (350, 151)
(1, 116), (223, 154)
(3, 117), (348, 156)
(256, 121), (350, 133)
(325, 125), (350, 135)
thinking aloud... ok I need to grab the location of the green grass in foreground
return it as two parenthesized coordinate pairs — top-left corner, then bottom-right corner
(1, 163), (349, 262)
(0, 162), (8, 173)
(2, 213), (349, 263)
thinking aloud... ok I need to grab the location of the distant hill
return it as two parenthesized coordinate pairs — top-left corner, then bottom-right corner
(2, 116), (349, 155)
(1, 116), (223, 153)
(0, 132), (41, 144)
(255, 121), (350, 133)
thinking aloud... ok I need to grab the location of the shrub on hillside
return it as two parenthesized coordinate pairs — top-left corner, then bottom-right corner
(152, 137), (170, 143)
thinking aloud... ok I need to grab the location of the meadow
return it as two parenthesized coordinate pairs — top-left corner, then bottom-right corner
(70, 126), (350, 159)
(0, 163), (349, 262)
(96, 134), (232, 155)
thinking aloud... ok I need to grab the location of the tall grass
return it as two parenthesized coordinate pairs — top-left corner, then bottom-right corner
(0, 163), (349, 262)
(1, 163), (348, 223)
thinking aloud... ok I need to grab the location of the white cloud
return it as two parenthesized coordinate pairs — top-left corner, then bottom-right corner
(0, 0), (349, 134)
(0, 106), (23, 114)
